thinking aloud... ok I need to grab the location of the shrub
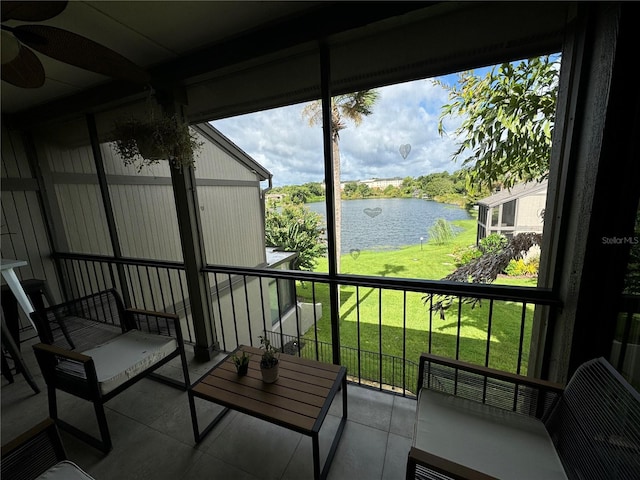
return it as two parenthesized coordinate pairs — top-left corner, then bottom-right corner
(479, 233), (508, 255)
(429, 218), (455, 245)
(505, 245), (540, 276)
(265, 204), (327, 271)
(452, 245), (482, 266)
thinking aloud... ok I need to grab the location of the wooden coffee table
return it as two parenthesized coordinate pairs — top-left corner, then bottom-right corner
(188, 345), (347, 480)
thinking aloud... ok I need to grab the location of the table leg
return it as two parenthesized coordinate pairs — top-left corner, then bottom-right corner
(312, 433), (321, 480)
(319, 372), (348, 480)
(188, 389), (230, 443)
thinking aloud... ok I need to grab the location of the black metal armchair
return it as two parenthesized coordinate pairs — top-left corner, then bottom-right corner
(1, 418), (95, 480)
(30, 289), (191, 453)
(406, 354), (640, 480)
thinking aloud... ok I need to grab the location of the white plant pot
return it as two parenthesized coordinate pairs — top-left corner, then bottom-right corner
(260, 363), (279, 383)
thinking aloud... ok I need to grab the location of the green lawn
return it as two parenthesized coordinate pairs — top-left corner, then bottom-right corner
(296, 219), (539, 386)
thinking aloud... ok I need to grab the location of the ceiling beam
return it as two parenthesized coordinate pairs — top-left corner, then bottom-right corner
(7, 2), (432, 129)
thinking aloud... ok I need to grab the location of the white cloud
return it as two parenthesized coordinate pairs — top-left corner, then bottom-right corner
(211, 77), (465, 186)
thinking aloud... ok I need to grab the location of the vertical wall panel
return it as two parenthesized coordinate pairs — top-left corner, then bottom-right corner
(54, 183), (113, 255)
(109, 184), (182, 261)
(2, 124), (61, 331)
(198, 186), (265, 267)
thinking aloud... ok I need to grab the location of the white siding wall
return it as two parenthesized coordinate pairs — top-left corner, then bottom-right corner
(54, 183), (113, 255)
(516, 193), (546, 233)
(109, 184), (182, 261)
(1, 125), (61, 330)
(199, 186), (264, 267)
(3, 119), (268, 350)
(195, 135), (258, 181)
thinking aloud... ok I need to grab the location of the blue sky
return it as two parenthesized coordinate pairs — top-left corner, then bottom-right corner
(211, 75), (466, 187)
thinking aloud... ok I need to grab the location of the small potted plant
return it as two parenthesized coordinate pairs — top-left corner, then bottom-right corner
(259, 335), (279, 383)
(231, 351), (251, 376)
(111, 112), (203, 171)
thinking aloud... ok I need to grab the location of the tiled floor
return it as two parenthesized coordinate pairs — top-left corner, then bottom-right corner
(1, 336), (417, 480)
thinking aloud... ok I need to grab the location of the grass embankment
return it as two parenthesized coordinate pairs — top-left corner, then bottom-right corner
(297, 219), (538, 381)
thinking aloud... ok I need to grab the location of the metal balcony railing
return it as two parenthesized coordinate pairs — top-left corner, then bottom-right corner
(52, 252), (571, 398)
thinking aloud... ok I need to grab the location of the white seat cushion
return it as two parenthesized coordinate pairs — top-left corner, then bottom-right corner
(36, 460), (95, 480)
(414, 389), (567, 480)
(56, 330), (177, 395)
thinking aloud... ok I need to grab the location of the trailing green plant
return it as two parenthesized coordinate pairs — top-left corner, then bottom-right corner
(231, 351), (251, 367)
(259, 336), (279, 368)
(111, 113), (203, 171)
(428, 218), (454, 245)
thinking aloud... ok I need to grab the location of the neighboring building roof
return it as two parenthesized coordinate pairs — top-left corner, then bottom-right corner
(194, 123), (272, 181)
(266, 247), (298, 268)
(477, 179), (548, 208)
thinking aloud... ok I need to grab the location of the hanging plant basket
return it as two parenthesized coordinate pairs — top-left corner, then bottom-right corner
(111, 114), (203, 171)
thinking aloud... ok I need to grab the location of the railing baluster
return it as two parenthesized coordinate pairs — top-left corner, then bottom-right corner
(402, 290), (407, 394)
(134, 265), (145, 308)
(228, 273), (239, 349)
(312, 281), (319, 362)
(155, 267), (165, 312)
(257, 274), (266, 349)
(293, 280), (301, 357)
(456, 296), (462, 360)
(517, 302), (527, 376)
(124, 264), (134, 307)
(243, 275), (252, 346)
(378, 288), (383, 391)
(428, 295), (433, 354)
(212, 273), (226, 352)
(356, 286), (362, 386)
(144, 266), (155, 310)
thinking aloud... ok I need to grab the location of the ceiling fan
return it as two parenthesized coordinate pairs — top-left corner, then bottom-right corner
(1, 1), (149, 88)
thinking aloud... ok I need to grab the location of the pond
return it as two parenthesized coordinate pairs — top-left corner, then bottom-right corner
(305, 197), (473, 252)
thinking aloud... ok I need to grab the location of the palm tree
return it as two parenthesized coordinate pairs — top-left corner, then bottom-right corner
(302, 90), (379, 271)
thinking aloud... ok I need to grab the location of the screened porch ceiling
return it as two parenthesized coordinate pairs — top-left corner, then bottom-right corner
(3, 1), (570, 127)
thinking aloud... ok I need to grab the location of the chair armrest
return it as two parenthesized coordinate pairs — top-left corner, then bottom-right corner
(1, 418), (67, 479)
(418, 353), (563, 393)
(418, 353), (563, 419)
(407, 447), (498, 480)
(32, 343), (100, 397)
(124, 308), (184, 342)
(33, 343), (92, 363)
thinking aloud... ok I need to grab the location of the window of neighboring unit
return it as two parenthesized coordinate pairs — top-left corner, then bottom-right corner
(480, 205), (488, 226)
(477, 225), (486, 241)
(265, 254), (298, 326)
(502, 200), (516, 227)
(491, 207), (500, 227)
(270, 277), (296, 326)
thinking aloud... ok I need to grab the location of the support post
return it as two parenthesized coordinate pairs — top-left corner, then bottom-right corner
(320, 42), (341, 366)
(157, 88), (218, 360)
(86, 114), (132, 307)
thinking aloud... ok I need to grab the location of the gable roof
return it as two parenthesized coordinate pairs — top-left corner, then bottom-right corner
(193, 123), (271, 182)
(477, 180), (548, 208)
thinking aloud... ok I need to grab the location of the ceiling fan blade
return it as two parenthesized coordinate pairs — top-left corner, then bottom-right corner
(1, 44), (45, 88)
(1, 1), (67, 22)
(14, 25), (150, 84)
